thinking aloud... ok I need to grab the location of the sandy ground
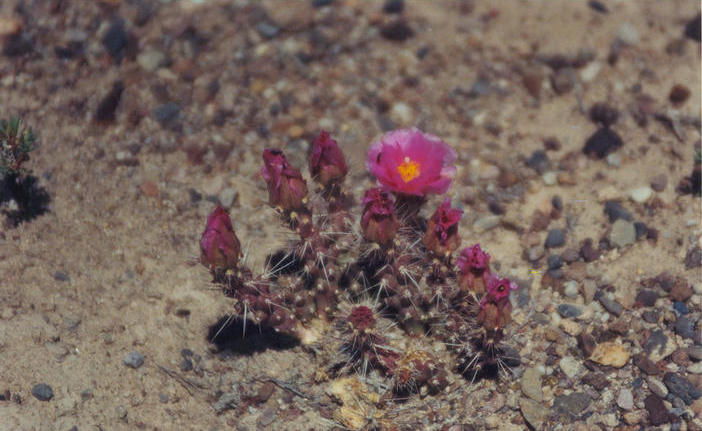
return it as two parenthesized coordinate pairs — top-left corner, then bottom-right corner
(0, 0), (700, 430)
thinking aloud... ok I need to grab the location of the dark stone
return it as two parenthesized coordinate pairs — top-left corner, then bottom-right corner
(3, 33), (33, 57)
(547, 268), (563, 279)
(311, 0), (334, 7)
(644, 394), (670, 426)
(598, 296), (623, 317)
(553, 392), (591, 417)
(644, 330), (668, 358)
(557, 303), (582, 319)
(547, 254), (563, 270)
(577, 332), (597, 357)
(383, 0), (404, 14)
(642, 310), (659, 323)
(102, 18), (128, 63)
(179, 357), (193, 372)
(380, 20), (414, 41)
(580, 238), (601, 262)
(53, 271), (70, 282)
(525, 150), (551, 174)
(684, 246), (702, 269)
(123, 351), (144, 369)
(588, 0), (608, 13)
(31, 384), (54, 401)
(561, 248), (579, 263)
(188, 189), (202, 204)
(663, 373), (701, 405)
(672, 301), (688, 315)
(589, 103), (619, 127)
(583, 128), (623, 159)
(256, 22), (280, 39)
(180, 348), (194, 358)
(95, 81), (124, 123)
(674, 316), (696, 340)
(603, 201), (632, 222)
(636, 289), (658, 307)
(632, 221), (647, 240)
(545, 229), (566, 248)
(582, 372), (608, 390)
(552, 195), (563, 211)
(551, 68), (575, 94)
(669, 84), (691, 105)
(153, 103), (180, 127)
(684, 13), (701, 42)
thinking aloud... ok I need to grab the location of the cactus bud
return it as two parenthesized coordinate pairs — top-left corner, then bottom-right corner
(200, 206), (242, 270)
(261, 149), (308, 210)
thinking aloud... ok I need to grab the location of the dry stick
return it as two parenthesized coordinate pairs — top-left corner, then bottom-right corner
(155, 364), (209, 397)
(255, 377), (312, 400)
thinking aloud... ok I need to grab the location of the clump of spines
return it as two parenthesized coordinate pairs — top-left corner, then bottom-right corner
(0, 116), (36, 176)
(198, 128), (523, 397)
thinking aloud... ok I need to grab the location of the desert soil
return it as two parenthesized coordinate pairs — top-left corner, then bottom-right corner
(0, 0), (700, 430)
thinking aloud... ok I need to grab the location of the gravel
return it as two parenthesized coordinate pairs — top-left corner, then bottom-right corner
(123, 351), (144, 369)
(674, 315), (695, 339)
(583, 128), (623, 159)
(609, 219), (636, 248)
(553, 392), (591, 417)
(545, 229), (565, 248)
(629, 186), (652, 203)
(644, 394), (669, 426)
(604, 201), (632, 222)
(557, 303), (582, 319)
(617, 388), (634, 410)
(520, 367), (543, 402)
(663, 372), (701, 405)
(598, 295), (623, 317)
(31, 383), (54, 401)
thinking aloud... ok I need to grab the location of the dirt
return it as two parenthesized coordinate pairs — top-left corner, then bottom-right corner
(0, 0), (700, 430)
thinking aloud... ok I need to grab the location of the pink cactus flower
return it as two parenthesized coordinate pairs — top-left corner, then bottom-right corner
(482, 274), (519, 306)
(423, 197), (462, 256)
(309, 130), (349, 186)
(261, 149), (308, 210)
(366, 128), (457, 196)
(200, 206), (242, 270)
(457, 244), (490, 274)
(361, 188), (399, 246)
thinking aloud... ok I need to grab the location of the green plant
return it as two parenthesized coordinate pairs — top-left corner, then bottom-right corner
(0, 116), (37, 176)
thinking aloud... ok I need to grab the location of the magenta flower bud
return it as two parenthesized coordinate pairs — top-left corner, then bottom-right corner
(478, 274), (519, 329)
(457, 244), (490, 274)
(200, 206), (242, 270)
(261, 148), (308, 210)
(309, 130), (349, 186)
(423, 197), (462, 256)
(481, 274), (519, 306)
(366, 128), (457, 197)
(361, 188), (399, 246)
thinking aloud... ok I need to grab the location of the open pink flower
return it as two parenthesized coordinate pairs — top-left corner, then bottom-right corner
(457, 244), (490, 274)
(361, 188), (399, 246)
(200, 206), (242, 270)
(309, 130), (348, 186)
(482, 274), (519, 306)
(423, 197), (462, 255)
(366, 128), (457, 196)
(261, 149), (308, 210)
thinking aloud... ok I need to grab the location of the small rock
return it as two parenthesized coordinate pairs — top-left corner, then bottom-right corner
(583, 128), (623, 159)
(644, 330), (676, 362)
(663, 372), (701, 405)
(684, 13), (701, 42)
(583, 372), (609, 390)
(123, 351), (144, 369)
(589, 341), (629, 367)
(590, 102), (620, 127)
(650, 174), (667, 192)
(380, 19), (414, 41)
(588, 0), (608, 13)
(545, 229), (566, 248)
(564, 280), (579, 298)
(258, 407), (278, 427)
(606, 153), (621, 167)
(526, 150), (551, 174)
(390, 102), (412, 124)
(53, 271), (70, 282)
(579, 61), (601, 82)
(636, 289), (658, 307)
(137, 48), (167, 72)
(617, 388), (634, 410)
(95, 81), (124, 123)
(580, 239), (601, 262)
(684, 246), (702, 269)
(687, 346), (702, 361)
(256, 22), (279, 39)
(669, 281), (692, 302)
(598, 295), (623, 317)
(31, 384), (54, 401)
(688, 362), (702, 374)
(604, 201), (632, 222)
(648, 377), (668, 397)
(629, 186), (653, 203)
(214, 391), (240, 414)
(644, 394), (669, 426)
(180, 357), (193, 372)
(669, 84), (691, 106)
(218, 188), (238, 209)
(557, 303), (582, 319)
(140, 181), (158, 198)
(559, 356), (583, 379)
(551, 68), (575, 94)
(526, 245), (545, 262)
(520, 397), (547, 429)
(617, 23), (640, 45)
(153, 102), (180, 127)
(521, 367), (543, 402)
(562, 248), (579, 263)
(383, 0), (404, 14)
(553, 392), (591, 417)
(102, 18), (128, 63)
(473, 215), (501, 233)
(634, 353), (659, 375)
(547, 254), (563, 270)
(609, 219), (636, 248)
(522, 69), (542, 98)
(674, 315), (695, 340)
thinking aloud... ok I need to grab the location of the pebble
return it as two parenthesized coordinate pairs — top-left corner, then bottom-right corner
(545, 229), (565, 248)
(54, 271), (70, 282)
(579, 61), (601, 82)
(629, 186), (652, 203)
(547, 254), (563, 270)
(589, 341), (630, 367)
(551, 68), (575, 94)
(644, 330), (675, 362)
(648, 377), (668, 397)
(559, 356), (583, 379)
(256, 22), (280, 39)
(688, 362), (702, 374)
(521, 367), (543, 402)
(123, 351), (144, 369)
(557, 303), (582, 319)
(218, 188), (238, 208)
(650, 174), (667, 192)
(520, 397), (547, 429)
(669, 84), (691, 106)
(617, 388), (634, 410)
(137, 48), (167, 72)
(617, 23), (640, 45)
(644, 394), (669, 426)
(31, 383), (54, 401)
(687, 346), (702, 361)
(635, 289), (657, 307)
(564, 280), (579, 298)
(102, 18), (128, 63)
(390, 102), (412, 124)
(383, 0), (404, 14)
(609, 219), (636, 248)
(180, 357), (193, 372)
(214, 391), (240, 414)
(604, 201), (632, 222)
(674, 315), (695, 340)
(380, 19), (414, 41)
(580, 239), (601, 263)
(663, 373), (701, 405)
(526, 246), (544, 262)
(684, 246), (702, 269)
(473, 215), (501, 233)
(526, 150), (551, 174)
(605, 153), (621, 167)
(598, 295), (623, 317)
(153, 103), (180, 127)
(541, 171), (557, 186)
(583, 128), (623, 159)
(685, 12), (701, 41)
(553, 392), (591, 417)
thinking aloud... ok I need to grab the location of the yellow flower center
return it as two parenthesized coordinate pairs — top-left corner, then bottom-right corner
(397, 157), (421, 183)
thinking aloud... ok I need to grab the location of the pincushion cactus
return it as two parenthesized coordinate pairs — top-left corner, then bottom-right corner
(198, 127), (522, 396)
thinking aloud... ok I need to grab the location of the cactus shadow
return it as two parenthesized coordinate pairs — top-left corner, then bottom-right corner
(0, 173), (50, 227)
(207, 315), (299, 355)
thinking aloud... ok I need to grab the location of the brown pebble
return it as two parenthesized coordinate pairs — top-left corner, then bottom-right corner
(577, 332), (597, 357)
(669, 280), (692, 302)
(669, 84), (690, 106)
(580, 238), (601, 262)
(650, 174), (667, 192)
(544, 137), (562, 151)
(257, 381), (276, 403)
(497, 170), (520, 188)
(551, 68), (575, 94)
(140, 181), (159, 197)
(633, 353), (659, 375)
(644, 394), (670, 426)
(670, 348), (690, 367)
(582, 371), (609, 390)
(522, 69), (543, 98)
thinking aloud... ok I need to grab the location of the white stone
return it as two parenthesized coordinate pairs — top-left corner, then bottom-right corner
(564, 280), (579, 298)
(617, 389), (634, 410)
(606, 153), (621, 167)
(618, 23), (640, 45)
(559, 356), (583, 379)
(390, 102), (413, 124)
(629, 186), (653, 203)
(542, 171), (557, 186)
(580, 61), (602, 82)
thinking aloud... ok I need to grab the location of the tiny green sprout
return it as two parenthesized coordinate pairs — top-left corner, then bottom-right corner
(0, 116), (37, 176)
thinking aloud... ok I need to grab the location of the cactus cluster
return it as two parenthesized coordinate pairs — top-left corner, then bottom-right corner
(0, 116), (36, 176)
(198, 128), (522, 394)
